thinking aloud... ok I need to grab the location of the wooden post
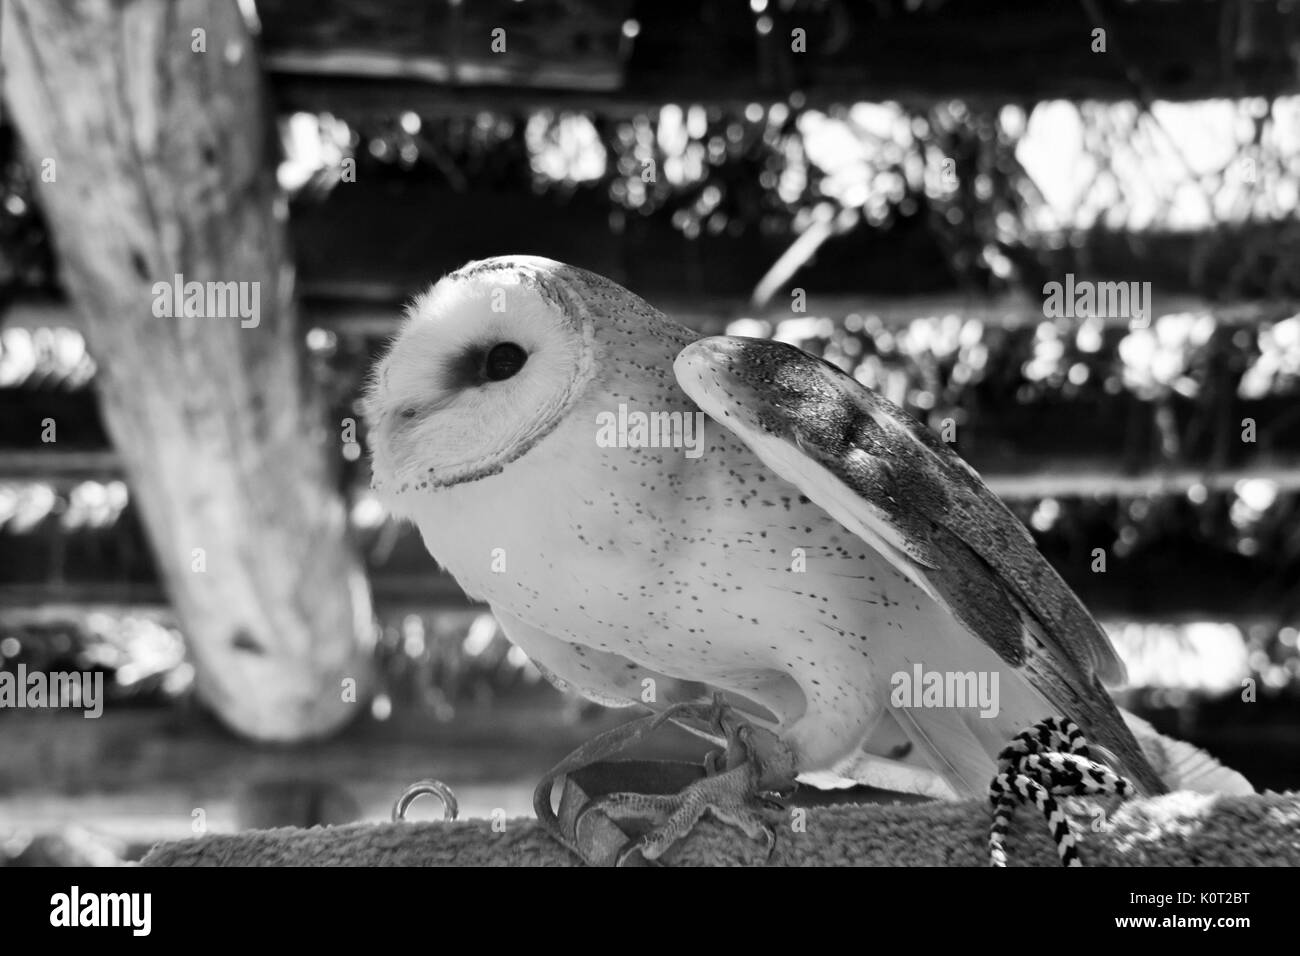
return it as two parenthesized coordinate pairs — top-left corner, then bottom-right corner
(2, 0), (375, 740)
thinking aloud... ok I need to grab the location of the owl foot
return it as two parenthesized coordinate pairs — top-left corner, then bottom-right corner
(592, 766), (781, 864)
(987, 716), (1134, 867)
(588, 700), (797, 866)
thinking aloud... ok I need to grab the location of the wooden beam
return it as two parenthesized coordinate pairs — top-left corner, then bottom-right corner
(0, 573), (472, 618)
(298, 291), (1300, 338)
(6, 448), (1300, 498)
(2, 0), (376, 741)
(255, 0), (1300, 114)
(0, 578), (1287, 629)
(7, 288), (1297, 337)
(982, 461), (1300, 499)
(0, 449), (122, 478)
(258, 0), (635, 93)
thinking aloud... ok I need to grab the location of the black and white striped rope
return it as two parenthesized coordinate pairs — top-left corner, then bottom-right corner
(988, 717), (1133, 867)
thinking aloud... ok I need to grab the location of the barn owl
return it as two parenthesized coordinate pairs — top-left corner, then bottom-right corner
(364, 256), (1250, 862)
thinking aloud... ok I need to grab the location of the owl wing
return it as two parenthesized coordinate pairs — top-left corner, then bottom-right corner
(673, 334), (1164, 795)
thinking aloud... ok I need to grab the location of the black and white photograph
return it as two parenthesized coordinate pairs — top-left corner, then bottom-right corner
(0, 0), (1296, 925)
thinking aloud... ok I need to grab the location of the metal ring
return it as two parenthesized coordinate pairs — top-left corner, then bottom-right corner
(392, 779), (459, 822)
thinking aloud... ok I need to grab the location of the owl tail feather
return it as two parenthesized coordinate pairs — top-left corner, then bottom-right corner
(1120, 710), (1254, 796)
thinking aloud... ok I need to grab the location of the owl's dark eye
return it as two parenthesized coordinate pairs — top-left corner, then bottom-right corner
(484, 342), (528, 381)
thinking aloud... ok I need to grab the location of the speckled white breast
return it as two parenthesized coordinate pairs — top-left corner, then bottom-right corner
(391, 386), (951, 771)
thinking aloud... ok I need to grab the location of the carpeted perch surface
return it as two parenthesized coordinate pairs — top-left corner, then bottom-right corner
(144, 791), (1300, 866)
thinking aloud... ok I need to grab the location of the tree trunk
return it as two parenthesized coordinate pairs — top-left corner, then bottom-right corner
(2, 0), (375, 740)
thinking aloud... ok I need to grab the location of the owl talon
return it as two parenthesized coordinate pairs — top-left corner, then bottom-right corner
(614, 836), (659, 867)
(594, 763), (780, 863)
(584, 703), (796, 865)
(703, 748), (726, 775)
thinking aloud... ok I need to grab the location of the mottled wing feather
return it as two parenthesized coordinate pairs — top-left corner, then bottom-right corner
(674, 335), (1163, 794)
(853, 398), (1126, 684)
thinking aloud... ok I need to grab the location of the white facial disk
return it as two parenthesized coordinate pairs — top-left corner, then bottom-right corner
(363, 257), (596, 513)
